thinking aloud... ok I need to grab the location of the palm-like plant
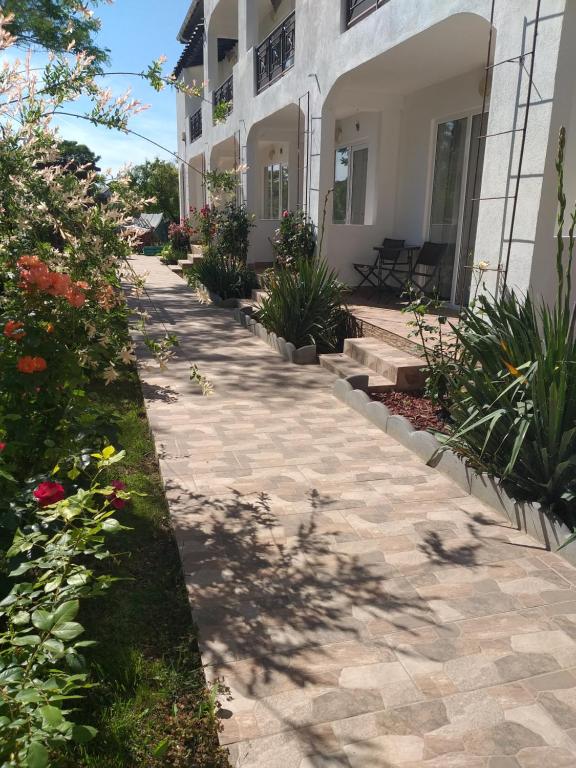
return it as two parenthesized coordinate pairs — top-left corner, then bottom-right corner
(446, 127), (576, 522)
(256, 257), (346, 351)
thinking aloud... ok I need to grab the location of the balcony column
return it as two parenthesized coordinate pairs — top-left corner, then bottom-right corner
(239, 0), (256, 55)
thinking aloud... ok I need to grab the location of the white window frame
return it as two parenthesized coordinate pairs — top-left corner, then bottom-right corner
(262, 163), (289, 220)
(333, 142), (369, 225)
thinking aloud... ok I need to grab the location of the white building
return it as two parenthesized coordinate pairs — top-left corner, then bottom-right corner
(174, 0), (576, 307)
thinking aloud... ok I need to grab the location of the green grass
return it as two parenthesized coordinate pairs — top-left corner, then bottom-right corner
(67, 373), (230, 768)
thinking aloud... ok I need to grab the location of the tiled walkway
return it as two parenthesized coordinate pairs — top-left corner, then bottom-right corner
(129, 255), (576, 768)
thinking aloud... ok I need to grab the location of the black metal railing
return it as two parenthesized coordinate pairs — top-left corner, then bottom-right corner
(189, 107), (202, 142)
(212, 75), (233, 121)
(255, 11), (295, 93)
(346, 0), (388, 27)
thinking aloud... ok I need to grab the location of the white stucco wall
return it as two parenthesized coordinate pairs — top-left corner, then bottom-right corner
(175, 0), (573, 299)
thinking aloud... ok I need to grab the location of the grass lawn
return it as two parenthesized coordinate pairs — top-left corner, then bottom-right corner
(70, 372), (230, 768)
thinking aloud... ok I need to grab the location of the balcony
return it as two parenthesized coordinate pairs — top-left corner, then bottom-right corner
(189, 107), (202, 142)
(346, 0), (388, 27)
(212, 75), (233, 123)
(255, 11), (295, 94)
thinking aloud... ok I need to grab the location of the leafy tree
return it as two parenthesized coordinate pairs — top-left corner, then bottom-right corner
(2, 0), (110, 65)
(129, 158), (180, 221)
(57, 139), (101, 174)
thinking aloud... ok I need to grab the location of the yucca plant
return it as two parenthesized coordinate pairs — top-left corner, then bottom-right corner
(187, 248), (257, 300)
(445, 127), (576, 522)
(256, 257), (346, 351)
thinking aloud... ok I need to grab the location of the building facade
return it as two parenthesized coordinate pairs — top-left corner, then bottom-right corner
(174, 0), (576, 306)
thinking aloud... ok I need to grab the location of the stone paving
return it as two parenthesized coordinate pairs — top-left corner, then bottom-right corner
(129, 255), (576, 768)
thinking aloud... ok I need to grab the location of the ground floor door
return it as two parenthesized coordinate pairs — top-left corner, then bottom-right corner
(428, 112), (486, 304)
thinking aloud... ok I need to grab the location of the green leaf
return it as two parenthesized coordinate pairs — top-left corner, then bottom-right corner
(67, 467), (80, 480)
(40, 704), (63, 728)
(101, 445), (116, 459)
(32, 609), (55, 631)
(102, 518), (122, 532)
(27, 742), (49, 768)
(51, 621), (84, 640)
(152, 738), (170, 758)
(72, 724), (98, 744)
(53, 599), (79, 625)
(42, 638), (65, 657)
(13, 634), (42, 646)
(16, 688), (42, 703)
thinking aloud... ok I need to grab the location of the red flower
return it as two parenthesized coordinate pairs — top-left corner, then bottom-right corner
(282, 210), (290, 218)
(17, 356), (47, 374)
(0, 442), (6, 453)
(3, 320), (26, 341)
(107, 480), (128, 510)
(33, 481), (66, 507)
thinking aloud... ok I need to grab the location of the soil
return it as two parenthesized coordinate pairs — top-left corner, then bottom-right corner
(369, 390), (448, 433)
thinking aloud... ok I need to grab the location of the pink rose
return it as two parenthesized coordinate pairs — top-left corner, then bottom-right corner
(107, 480), (128, 510)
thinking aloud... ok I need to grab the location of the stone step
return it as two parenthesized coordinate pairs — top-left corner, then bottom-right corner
(186, 252), (203, 262)
(319, 353), (395, 393)
(168, 264), (183, 276)
(251, 288), (269, 304)
(177, 259), (195, 268)
(343, 337), (426, 390)
(189, 244), (203, 255)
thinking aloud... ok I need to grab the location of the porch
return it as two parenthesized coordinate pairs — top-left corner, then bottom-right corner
(345, 287), (458, 353)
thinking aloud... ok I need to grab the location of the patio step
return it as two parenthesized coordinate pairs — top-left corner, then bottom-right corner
(251, 288), (269, 304)
(168, 264), (184, 277)
(319, 354), (395, 393)
(186, 251), (203, 262)
(343, 337), (426, 391)
(177, 259), (195, 268)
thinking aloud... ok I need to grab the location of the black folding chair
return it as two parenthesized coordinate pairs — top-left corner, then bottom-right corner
(407, 241), (448, 297)
(353, 238), (405, 290)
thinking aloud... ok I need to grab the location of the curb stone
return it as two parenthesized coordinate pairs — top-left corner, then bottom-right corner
(333, 383), (576, 564)
(232, 308), (318, 365)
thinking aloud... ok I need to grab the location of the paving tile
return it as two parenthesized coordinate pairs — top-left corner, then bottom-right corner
(129, 256), (576, 767)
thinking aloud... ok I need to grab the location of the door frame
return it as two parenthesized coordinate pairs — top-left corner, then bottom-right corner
(425, 107), (482, 305)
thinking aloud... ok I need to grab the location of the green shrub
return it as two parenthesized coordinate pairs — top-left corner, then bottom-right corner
(187, 249), (257, 300)
(442, 128), (576, 522)
(159, 243), (183, 265)
(272, 210), (316, 268)
(215, 203), (254, 263)
(256, 258), (346, 351)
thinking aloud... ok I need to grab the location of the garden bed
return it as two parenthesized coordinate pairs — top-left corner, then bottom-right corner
(369, 390), (447, 433)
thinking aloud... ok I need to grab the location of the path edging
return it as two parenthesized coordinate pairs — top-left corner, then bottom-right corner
(233, 307), (317, 365)
(334, 379), (576, 565)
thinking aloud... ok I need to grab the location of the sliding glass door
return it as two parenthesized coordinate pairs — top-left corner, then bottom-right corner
(428, 113), (486, 303)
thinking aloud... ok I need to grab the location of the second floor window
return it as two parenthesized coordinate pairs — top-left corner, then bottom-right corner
(263, 163), (289, 219)
(333, 144), (368, 225)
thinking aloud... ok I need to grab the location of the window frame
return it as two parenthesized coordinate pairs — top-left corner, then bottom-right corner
(332, 142), (369, 225)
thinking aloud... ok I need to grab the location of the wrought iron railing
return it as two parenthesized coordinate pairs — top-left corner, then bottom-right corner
(255, 11), (295, 94)
(189, 107), (202, 142)
(212, 75), (233, 122)
(346, 0), (388, 27)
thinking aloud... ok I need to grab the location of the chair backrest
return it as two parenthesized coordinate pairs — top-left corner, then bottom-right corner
(381, 238), (405, 251)
(417, 241), (448, 267)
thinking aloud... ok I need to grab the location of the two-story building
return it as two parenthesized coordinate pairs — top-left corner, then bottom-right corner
(174, 0), (576, 307)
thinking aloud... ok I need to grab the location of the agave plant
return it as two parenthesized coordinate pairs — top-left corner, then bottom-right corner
(256, 257), (346, 351)
(445, 127), (576, 522)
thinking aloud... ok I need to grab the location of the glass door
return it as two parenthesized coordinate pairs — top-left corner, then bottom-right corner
(428, 118), (468, 300)
(428, 113), (487, 304)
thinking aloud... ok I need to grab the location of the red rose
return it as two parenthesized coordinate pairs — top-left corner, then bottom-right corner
(0, 442), (6, 453)
(33, 481), (66, 507)
(107, 479), (128, 510)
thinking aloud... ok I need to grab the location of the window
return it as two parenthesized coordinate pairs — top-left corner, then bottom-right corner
(263, 164), (289, 219)
(333, 145), (368, 224)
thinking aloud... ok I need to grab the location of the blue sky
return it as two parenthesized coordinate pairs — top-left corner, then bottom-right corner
(55, 1), (186, 174)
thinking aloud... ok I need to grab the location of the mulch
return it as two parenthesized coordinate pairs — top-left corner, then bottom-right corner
(369, 390), (448, 433)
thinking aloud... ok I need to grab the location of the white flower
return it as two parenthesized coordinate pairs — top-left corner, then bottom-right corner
(476, 260), (490, 271)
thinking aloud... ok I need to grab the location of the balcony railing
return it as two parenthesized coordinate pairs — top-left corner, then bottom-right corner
(212, 75), (233, 122)
(189, 107), (202, 142)
(346, 0), (388, 27)
(255, 11), (295, 94)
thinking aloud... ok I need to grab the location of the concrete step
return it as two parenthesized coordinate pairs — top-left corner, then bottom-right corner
(168, 264), (184, 276)
(187, 252), (203, 262)
(189, 244), (203, 256)
(319, 353), (395, 393)
(177, 259), (195, 268)
(251, 288), (269, 304)
(343, 337), (426, 391)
